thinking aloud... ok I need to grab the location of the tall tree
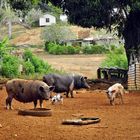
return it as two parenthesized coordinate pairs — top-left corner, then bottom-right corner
(8, 0), (40, 18)
(50, 0), (140, 65)
(0, 3), (18, 39)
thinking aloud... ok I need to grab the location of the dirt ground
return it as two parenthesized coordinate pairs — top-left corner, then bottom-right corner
(0, 88), (140, 140)
(37, 53), (106, 79)
(0, 55), (140, 140)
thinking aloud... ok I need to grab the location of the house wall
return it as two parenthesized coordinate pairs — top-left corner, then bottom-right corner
(60, 14), (68, 22)
(39, 14), (56, 26)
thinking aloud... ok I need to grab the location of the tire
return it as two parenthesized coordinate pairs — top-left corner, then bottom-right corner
(62, 117), (100, 125)
(18, 108), (52, 117)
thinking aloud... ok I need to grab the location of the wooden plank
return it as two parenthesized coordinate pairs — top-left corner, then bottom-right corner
(128, 72), (136, 75)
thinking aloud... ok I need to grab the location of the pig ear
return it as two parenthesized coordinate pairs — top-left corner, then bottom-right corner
(80, 76), (84, 81)
(80, 76), (87, 80)
(49, 86), (55, 91)
(39, 86), (44, 92)
(112, 90), (116, 93)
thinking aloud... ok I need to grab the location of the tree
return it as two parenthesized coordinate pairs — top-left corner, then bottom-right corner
(42, 24), (76, 43)
(25, 8), (42, 27)
(7, 0), (62, 25)
(0, 3), (18, 39)
(50, 0), (140, 65)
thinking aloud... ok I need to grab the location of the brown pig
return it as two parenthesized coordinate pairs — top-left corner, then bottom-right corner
(5, 79), (54, 109)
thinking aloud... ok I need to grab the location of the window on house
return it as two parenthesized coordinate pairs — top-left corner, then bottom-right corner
(46, 18), (50, 22)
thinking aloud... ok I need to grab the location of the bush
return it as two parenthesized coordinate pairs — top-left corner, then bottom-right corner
(1, 55), (20, 78)
(101, 52), (128, 69)
(23, 50), (51, 73)
(0, 37), (12, 59)
(82, 46), (93, 54)
(82, 45), (109, 54)
(23, 61), (35, 75)
(23, 50), (33, 61)
(67, 46), (76, 54)
(45, 42), (81, 55)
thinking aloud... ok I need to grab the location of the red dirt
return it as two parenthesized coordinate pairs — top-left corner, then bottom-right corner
(0, 87), (140, 140)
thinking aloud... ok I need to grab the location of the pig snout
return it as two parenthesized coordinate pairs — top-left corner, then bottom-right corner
(84, 83), (90, 89)
(87, 85), (90, 89)
(44, 95), (50, 100)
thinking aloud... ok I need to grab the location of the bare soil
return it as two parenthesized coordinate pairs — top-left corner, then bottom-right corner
(0, 53), (140, 140)
(37, 53), (106, 79)
(0, 88), (140, 140)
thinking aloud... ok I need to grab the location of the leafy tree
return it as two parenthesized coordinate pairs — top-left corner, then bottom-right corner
(50, 0), (140, 65)
(47, 2), (62, 22)
(0, 3), (18, 38)
(25, 8), (42, 26)
(8, 0), (40, 12)
(42, 24), (76, 43)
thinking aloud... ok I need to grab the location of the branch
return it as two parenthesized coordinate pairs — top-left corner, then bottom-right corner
(16, 21), (31, 29)
(122, 7), (129, 20)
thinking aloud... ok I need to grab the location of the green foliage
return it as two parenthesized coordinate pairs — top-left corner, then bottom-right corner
(25, 8), (42, 27)
(23, 49), (33, 61)
(49, 0), (140, 64)
(0, 38), (63, 78)
(0, 37), (11, 59)
(47, 2), (62, 22)
(23, 50), (51, 74)
(67, 46), (80, 54)
(45, 42), (80, 55)
(101, 46), (128, 69)
(1, 55), (20, 78)
(42, 24), (76, 43)
(23, 61), (35, 75)
(82, 45), (109, 54)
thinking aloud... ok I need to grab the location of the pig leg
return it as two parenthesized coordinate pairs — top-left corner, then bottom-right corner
(110, 99), (115, 105)
(120, 94), (124, 104)
(70, 90), (74, 98)
(39, 99), (43, 108)
(69, 81), (74, 98)
(33, 100), (37, 109)
(6, 95), (14, 110)
(66, 91), (69, 98)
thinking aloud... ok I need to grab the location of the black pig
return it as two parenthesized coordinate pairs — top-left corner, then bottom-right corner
(43, 74), (90, 98)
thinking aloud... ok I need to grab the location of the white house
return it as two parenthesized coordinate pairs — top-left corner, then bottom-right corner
(39, 14), (56, 26)
(60, 14), (68, 22)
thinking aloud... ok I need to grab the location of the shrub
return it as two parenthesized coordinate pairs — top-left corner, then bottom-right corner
(82, 45), (109, 54)
(23, 61), (35, 75)
(46, 42), (81, 55)
(23, 50), (33, 61)
(82, 46), (93, 54)
(1, 55), (20, 78)
(67, 46), (76, 54)
(23, 50), (51, 73)
(101, 52), (128, 69)
(49, 44), (69, 55)
(0, 37), (11, 59)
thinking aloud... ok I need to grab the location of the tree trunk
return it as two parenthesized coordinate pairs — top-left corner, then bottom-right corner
(123, 10), (140, 65)
(8, 20), (12, 39)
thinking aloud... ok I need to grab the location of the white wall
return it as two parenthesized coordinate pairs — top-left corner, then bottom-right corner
(60, 14), (68, 22)
(39, 14), (56, 26)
